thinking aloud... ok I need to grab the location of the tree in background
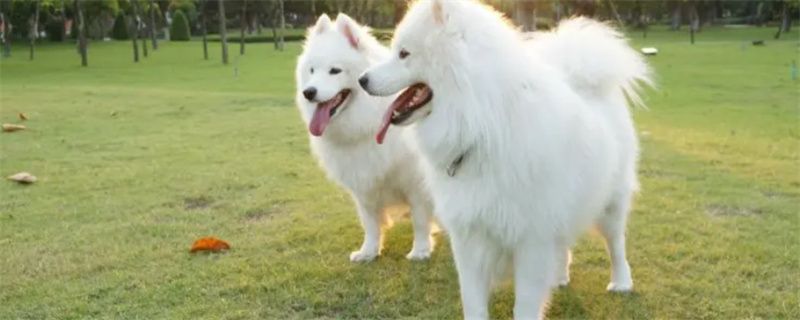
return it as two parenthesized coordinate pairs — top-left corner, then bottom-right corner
(198, 0), (208, 59)
(514, 0), (537, 31)
(28, 0), (41, 60)
(275, 0), (285, 51)
(44, 0), (69, 42)
(129, 0), (139, 62)
(111, 13), (129, 39)
(774, 0), (797, 39)
(148, 0), (157, 49)
(170, 9), (190, 40)
(239, 0), (246, 55)
(218, 0), (228, 64)
(81, 0), (119, 39)
(75, 0), (88, 66)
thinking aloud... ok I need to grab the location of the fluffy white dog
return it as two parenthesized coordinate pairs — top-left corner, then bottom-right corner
(295, 13), (435, 262)
(359, 0), (651, 318)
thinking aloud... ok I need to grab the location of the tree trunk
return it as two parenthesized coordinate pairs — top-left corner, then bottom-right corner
(688, 0), (700, 45)
(277, 0), (285, 51)
(780, 0), (791, 32)
(514, 1), (536, 32)
(131, 14), (139, 62)
(607, 0), (624, 27)
(703, 1), (716, 26)
(133, 0), (147, 58)
(219, 0), (229, 64)
(756, 2), (764, 27)
(149, 0), (158, 50)
(636, 0), (648, 38)
(270, 9), (277, 50)
(364, 0), (374, 25)
(130, 1), (141, 62)
(688, 1), (697, 44)
(775, 0), (791, 39)
(201, 0), (208, 60)
(60, 0), (67, 41)
(554, 0), (562, 23)
(311, 0), (316, 18)
(782, 8), (792, 33)
(670, 1), (681, 31)
(29, 0), (40, 60)
(240, 0), (246, 55)
(76, 0), (88, 66)
(333, 0), (343, 13)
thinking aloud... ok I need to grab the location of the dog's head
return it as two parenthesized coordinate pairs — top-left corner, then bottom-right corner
(360, 0), (497, 143)
(296, 14), (380, 137)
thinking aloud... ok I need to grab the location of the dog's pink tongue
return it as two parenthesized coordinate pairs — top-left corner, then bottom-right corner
(309, 102), (336, 137)
(376, 86), (418, 144)
(375, 104), (394, 144)
(376, 100), (402, 144)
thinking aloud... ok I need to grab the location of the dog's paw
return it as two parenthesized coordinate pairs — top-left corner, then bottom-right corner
(349, 250), (379, 263)
(606, 281), (634, 293)
(405, 248), (432, 261)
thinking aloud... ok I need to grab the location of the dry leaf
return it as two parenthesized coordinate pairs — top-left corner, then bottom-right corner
(190, 236), (230, 253)
(18, 113), (28, 121)
(7, 172), (37, 184)
(2, 124), (26, 132)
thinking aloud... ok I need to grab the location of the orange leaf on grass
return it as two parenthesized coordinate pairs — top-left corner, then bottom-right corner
(190, 237), (230, 253)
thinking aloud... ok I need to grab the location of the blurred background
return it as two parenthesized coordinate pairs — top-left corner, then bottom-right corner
(0, 0), (797, 63)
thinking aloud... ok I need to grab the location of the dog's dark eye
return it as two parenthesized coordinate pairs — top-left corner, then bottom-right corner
(399, 49), (410, 59)
(329, 68), (342, 75)
(310, 68), (314, 74)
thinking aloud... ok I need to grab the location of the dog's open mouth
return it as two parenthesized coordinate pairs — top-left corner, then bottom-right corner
(376, 83), (433, 144)
(309, 89), (351, 136)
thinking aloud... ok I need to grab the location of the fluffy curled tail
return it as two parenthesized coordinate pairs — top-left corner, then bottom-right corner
(526, 17), (654, 108)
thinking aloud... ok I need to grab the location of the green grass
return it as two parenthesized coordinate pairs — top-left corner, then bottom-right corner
(1, 26), (798, 319)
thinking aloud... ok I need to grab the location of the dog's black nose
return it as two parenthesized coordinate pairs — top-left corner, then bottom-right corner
(302, 87), (317, 101)
(358, 76), (369, 90)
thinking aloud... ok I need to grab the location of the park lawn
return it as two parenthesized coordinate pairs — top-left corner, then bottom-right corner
(1, 26), (798, 319)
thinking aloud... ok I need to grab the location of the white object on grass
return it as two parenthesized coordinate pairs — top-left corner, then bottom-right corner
(641, 47), (658, 55)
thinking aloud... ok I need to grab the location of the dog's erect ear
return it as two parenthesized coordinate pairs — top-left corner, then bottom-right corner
(313, 14), (332, 34)
(335, 13), (360, 50)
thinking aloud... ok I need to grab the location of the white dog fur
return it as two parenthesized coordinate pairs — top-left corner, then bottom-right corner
(360, 0), (652, 318)
(295, 13), (435, 262)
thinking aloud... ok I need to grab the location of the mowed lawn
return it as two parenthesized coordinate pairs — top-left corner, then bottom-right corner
(1, 26), (798, 319)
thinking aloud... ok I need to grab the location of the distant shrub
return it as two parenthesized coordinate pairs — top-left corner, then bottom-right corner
(45, 18), (65, 42)
(111, 13), (129, 40)
(170, 10), (191, 41)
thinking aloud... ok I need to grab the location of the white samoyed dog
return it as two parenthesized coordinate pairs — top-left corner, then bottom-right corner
(295, 13), (435, 262)
(359, 0), (652, 318)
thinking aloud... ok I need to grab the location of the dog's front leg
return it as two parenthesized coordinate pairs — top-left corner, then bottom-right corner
(406, 192), (435, 260)
(450, 232), (492, 320)
(513, 239), (558, 320)
(350, 197), (383, 262)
